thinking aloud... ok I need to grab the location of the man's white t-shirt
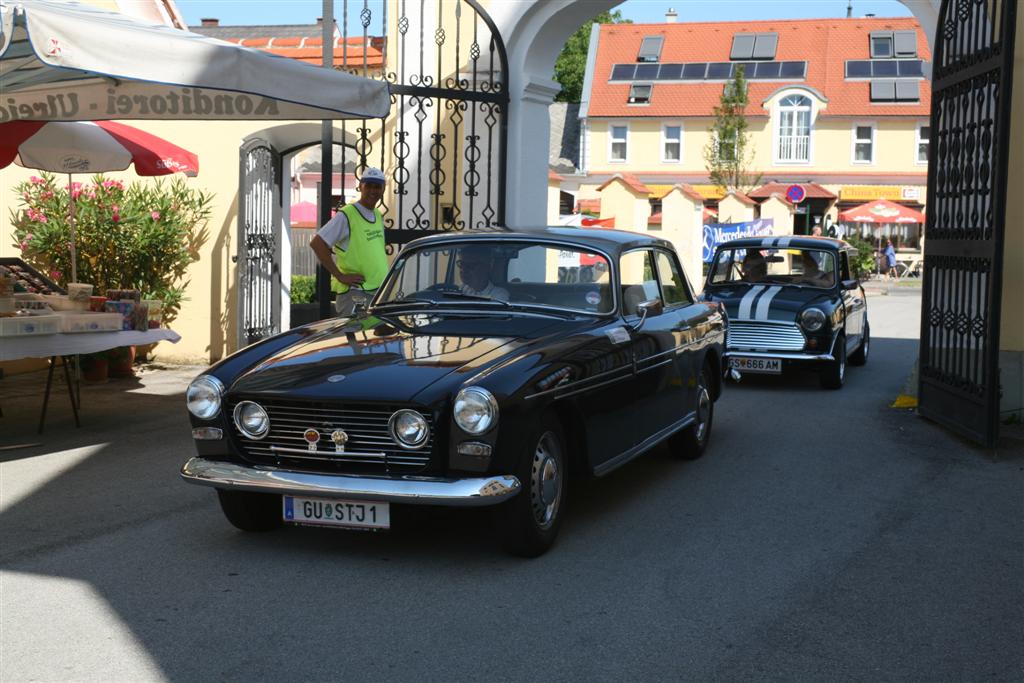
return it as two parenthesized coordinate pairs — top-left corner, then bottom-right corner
(461, 282), (510, 301)
(316, 203), (378, 251)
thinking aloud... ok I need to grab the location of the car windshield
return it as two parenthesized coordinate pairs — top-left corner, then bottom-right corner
(376, 241), (615, 314)
(708, 247), (837, 288)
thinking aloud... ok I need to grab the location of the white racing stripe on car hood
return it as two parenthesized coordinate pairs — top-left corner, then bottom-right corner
(754, 285), (783, 320)
(738, 285), (766, 320)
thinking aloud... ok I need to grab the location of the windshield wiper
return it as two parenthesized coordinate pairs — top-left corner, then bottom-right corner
(372, 297), (436, 309)
(439, 291), (512, 307)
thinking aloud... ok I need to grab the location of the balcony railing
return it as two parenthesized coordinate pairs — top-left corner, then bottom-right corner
(777, 135), (810, 162)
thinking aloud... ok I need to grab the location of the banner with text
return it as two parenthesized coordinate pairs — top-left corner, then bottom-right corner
(702, 219), (774, 262)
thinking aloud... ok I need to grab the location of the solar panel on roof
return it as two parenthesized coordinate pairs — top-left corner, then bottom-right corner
(732, 62), (757, 78)
(872, 60), (899, 77)
(780, 61), (806, 78)
(730, 34), (755, 60)
(610, 64), (636, 81)
(706, 62), (731, 79)
(751, 34), (778, 60)
(895, 80), (919, 101)
(846, 61), (872, 78)
(635, 63), (660, 79)
(753, 61), (781, 79)
(682, 63), (707, 79)
(898, 60), (923, 77)
(656, 63), (683, 80)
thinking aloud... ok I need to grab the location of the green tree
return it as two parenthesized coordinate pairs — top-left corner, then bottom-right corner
(703, 65), (762, 193)
(553, 10), (631, 103)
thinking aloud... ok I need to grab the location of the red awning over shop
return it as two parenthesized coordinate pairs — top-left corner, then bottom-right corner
(838, 198), (925, 223)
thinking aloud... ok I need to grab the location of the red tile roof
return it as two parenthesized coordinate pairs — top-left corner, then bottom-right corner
(227, 35), (384, 68)
(748, 181), (837, 199)
(598, 172), (651, 195)
(549, 170), (564, 182)
(576, 198), (601, 214)
(588, 17), (930, 118)
(724, 190), (757, 206)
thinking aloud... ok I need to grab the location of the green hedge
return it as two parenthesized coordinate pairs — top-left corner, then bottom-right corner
(291, 275), (316, 304)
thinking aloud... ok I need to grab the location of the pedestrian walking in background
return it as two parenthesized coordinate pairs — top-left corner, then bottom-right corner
(310, 167), (389, 315)
(884, 238), (899, 281)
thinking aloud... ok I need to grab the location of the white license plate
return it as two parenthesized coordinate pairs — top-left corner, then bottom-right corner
(730, 357), (782, 374)
(283, 496), (390, 529)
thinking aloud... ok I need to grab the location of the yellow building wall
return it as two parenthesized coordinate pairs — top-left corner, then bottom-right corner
(585, 114), (930, 188)
(759, 195), (795, 237)
(547, 180), (560, 225)
(660, 188), (703, 291)
(717, 194), (755, 223)
(598, 180), (649, 232)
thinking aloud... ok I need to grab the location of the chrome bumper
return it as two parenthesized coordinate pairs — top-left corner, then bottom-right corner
(180, 457), (521, 507)
(725, 350), (835, 362)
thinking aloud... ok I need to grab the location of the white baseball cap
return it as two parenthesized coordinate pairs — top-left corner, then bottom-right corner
(360, 167), (386, 185)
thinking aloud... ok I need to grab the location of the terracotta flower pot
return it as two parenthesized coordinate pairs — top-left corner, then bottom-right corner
(81, 357), (109, 383)
(108, 345), (136, 378)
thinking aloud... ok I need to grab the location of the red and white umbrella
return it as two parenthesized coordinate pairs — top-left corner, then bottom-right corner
(0, 120), (199, 281)
(838, 198), (925, 224)
(0, 121), (198, 177)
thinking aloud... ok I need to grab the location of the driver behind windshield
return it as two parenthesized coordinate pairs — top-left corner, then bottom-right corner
(457, 246), (510, 301)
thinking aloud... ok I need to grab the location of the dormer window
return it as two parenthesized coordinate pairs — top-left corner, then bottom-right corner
(629, 84), (652, 104)
(870, 31), (916, 59)
(730, 33), (778, 60)
(637, 36), (663, 63)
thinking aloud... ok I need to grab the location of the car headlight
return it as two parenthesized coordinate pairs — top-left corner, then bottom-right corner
(186, 375), (225, 420)
(233, 400), (270, 439)
(453, 386), (498, 435)
(389, 409), (429, 449)
(800, 307), (827, 332)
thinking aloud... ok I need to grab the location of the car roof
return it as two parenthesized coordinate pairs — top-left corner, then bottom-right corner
(404, 226), (674, 256)
(717, 235), (850, 251)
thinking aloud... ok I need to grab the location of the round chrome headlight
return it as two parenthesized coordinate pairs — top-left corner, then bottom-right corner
(233, 400), (270, 439)
(800, 307), (827, 332)
(453, 386), (498, 435)
(186, 375), (225, 420)
(389, 409), (429, 449)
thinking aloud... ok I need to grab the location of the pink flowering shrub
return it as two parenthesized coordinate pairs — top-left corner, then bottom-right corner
(10, 172), (213, 324)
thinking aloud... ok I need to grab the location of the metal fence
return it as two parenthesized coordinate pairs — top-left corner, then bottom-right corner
(291, 227), (317, 277)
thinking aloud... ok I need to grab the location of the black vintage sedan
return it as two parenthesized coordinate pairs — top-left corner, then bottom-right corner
(180, 228), (726, 556)
(701, 235), (869, 389)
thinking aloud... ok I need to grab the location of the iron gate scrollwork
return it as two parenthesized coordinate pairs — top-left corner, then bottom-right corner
(238, 139), (282, 348)
(333, 0), (509, 251)
(918, 0), (1017, 446)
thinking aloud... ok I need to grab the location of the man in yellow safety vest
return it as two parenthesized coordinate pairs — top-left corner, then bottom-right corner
(310, 167), (388, 316)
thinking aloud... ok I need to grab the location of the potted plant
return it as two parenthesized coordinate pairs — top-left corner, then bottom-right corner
(80, 351), (109, 383)
(10, 173), (213, 328)
(107, 345), (136, 378)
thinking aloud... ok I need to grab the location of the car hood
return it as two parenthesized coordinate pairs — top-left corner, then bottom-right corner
(227, 311), (573, 403)
(703, 283), (834, 323)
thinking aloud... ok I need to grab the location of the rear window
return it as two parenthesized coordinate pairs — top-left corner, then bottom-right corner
(709, 247), (837, 288)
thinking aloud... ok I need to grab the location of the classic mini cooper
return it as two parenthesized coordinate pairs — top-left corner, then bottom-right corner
(701, 235), (869, 389)
(180, 228), (726, 556)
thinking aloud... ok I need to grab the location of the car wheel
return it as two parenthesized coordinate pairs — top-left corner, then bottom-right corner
(669, 363), (714, 460)
(216, 489), (282, 532)
(494, 416), (566, 558)
(850, 321), (869, 366)
(821, 334), (847, 389)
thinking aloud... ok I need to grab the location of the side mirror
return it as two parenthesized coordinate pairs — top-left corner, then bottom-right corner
(632, 299), (663, 329)
(841, 279), (859, 291)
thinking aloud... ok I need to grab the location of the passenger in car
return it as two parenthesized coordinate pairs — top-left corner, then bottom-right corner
(457, 246), (510, 301)
(741, 252), (767, 283)
(798, 252), (835, 287)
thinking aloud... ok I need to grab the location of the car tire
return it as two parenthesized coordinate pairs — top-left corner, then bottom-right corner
(850, 321), (869, 366)
(216, 489), (282, 532)
(669, 363), (714, 460)
(494, 416), (566, 558)
(821, 334), (847, 389)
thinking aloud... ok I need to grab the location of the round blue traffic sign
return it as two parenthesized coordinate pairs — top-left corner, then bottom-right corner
(786, 184), (806, 203)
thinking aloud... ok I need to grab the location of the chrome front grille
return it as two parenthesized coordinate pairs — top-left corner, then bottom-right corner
(227, 398), (434, 474)
(727, 321), (806, 351)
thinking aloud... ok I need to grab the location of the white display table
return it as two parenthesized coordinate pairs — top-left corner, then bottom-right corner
(0, 328), (180, 361)
(0, 328), (180, 434)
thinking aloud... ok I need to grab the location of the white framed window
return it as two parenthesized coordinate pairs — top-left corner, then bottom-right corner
(775, 94), (812, 164)
(609, 124), (628, 163)
(661, 123), (682, 163)
(851, 122), (875, 164)
(628, 83), (652, 104)
(916, 122), (930, 164)
(716, 129), (737, 162)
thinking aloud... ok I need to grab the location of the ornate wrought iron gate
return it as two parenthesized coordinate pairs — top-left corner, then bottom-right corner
(334, 0), (509, 247)
(238, 139), (282, 347)
(918, 0), (1018, 446)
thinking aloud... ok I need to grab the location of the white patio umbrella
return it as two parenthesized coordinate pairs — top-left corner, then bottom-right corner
(0, 0), (390, 123)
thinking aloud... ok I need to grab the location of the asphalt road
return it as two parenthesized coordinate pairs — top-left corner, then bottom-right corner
(1, 292), (1021, 681)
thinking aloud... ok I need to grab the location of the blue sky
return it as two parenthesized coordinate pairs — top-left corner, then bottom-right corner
(176, 1), (911, 29)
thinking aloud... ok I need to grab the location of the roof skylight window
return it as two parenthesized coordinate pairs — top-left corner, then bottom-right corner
(637, 36), (663, 63)
(628, 84), (652, 104)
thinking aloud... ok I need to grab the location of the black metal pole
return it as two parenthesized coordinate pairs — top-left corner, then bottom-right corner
(317, 0), (335, 320)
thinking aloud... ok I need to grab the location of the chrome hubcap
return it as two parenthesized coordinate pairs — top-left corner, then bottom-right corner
(530, 432), (561, 529)
(695, 385), (711, 443)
